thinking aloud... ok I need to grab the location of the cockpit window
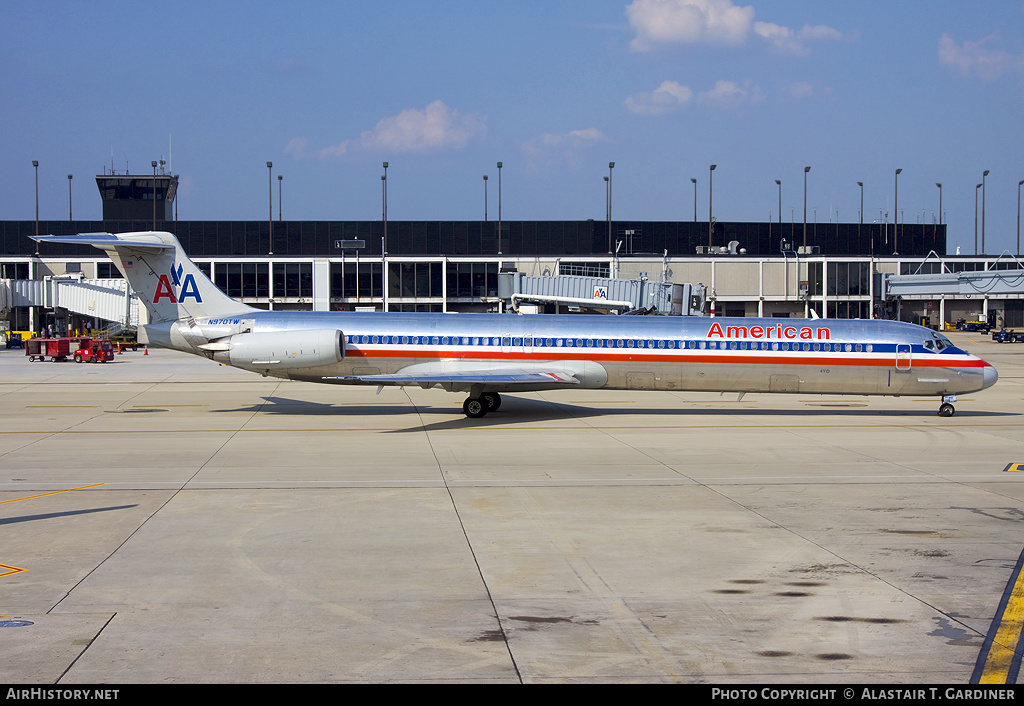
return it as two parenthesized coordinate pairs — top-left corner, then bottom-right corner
(932, 334), (952, 351)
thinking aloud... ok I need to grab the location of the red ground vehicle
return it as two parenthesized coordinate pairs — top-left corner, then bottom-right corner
(73, 338), (114, 363)
(24, 337), (72, 362)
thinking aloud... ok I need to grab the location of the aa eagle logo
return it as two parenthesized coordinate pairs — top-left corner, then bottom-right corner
(153, 263), (203, 303)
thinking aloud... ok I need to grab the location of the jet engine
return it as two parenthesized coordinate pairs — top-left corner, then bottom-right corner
(201, 329), (344, 370)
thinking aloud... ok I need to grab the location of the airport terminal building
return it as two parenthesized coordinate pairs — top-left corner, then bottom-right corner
(1, 172), (1022, 334)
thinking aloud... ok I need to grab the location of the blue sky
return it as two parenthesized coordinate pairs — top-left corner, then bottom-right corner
(3, 1), (1023, 256)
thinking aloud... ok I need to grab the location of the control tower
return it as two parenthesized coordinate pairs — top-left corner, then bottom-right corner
(95, 164), (178, 221)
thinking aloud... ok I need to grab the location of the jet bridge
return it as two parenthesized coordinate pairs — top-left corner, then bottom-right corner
(2, 276), (141, 328)
(498, 272), (704, 315)
(886, 268), (1024, 298)
(883, 251), (1024, 327)
(886, 251), (1024, 297)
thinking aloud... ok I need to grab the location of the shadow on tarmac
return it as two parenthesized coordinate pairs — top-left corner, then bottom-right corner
(0, 505), (138, 526)
(212, 395), (1019, 433)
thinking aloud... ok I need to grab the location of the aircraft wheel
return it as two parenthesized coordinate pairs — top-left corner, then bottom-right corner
(938, 403), (955, 418)
(481, 392), (501, 412)
(463, 396), (488, 419)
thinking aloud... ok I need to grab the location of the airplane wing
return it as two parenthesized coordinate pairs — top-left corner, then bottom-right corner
(324, 368), (580, 387)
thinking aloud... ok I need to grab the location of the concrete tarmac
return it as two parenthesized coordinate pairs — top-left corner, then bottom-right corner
(1, 331), (1022, 683)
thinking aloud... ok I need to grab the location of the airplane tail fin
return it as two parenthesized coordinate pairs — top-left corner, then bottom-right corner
(31, 231), (253, 323)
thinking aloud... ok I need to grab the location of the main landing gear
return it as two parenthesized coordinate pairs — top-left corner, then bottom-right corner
(462, 392), (501, 418)
(938, 395), (957, 418)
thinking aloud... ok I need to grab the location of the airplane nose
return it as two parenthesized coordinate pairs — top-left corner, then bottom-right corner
(983, 364), (999, 390)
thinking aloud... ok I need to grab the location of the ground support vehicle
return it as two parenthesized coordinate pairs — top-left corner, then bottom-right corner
(992, 328), (1024, 344)
(108, 331), (139, 352)
(24, 337), (72, 362)
(956, 319), (993, 333)
(73, 338), (114, 363)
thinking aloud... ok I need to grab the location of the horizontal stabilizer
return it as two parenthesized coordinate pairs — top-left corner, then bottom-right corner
(32, 233), (174, 252)
(30, 230), (253, 323)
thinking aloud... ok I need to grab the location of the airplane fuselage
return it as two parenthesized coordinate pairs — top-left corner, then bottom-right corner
(144, 311), (996, 400)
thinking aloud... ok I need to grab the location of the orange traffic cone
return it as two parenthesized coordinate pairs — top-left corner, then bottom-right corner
(143, 346), (148, 356)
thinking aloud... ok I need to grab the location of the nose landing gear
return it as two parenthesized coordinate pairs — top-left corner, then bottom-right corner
(938, 395), (957, 417)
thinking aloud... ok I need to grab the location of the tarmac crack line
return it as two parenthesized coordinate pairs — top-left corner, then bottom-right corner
(56, 612), (117, 685)
(666, 440), (991, 667)
(536, 392), (699, 483)
(460, 394), (691, 679)
(49, 381), (283, 616)
(403, 388), (524, 684)
(0, 379), (149, 461)
(544, 400), (996, 677)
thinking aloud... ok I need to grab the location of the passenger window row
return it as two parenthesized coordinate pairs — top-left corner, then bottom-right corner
(346, 334), (876, 354)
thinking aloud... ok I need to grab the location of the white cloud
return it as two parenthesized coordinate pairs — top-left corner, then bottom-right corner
(521, 128), (608, 171)
(624, 80), (694, 115)
(284, 137), (310, 158)
(299, 101), (487, 160)
(753, 22), (800, 55)
(626, 0), (843, 56)
(697, 79), (763, 107)
(353, 100), (486, 153)
(754, 22), (844, 56)
(938, 33), (1022, 81)
(800, 24), (844, 42)
(626, 0), (754, 50)
(788, 81), (813, 98)
(317, 140), (348, 159)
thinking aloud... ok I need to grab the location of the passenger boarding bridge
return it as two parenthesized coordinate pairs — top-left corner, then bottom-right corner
(884, 251), (1024, 327)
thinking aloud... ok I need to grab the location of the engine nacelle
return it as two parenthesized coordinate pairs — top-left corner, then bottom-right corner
(206, 329), (345, 370)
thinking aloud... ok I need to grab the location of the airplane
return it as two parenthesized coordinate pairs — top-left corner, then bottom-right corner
(31, 231), (998, 419)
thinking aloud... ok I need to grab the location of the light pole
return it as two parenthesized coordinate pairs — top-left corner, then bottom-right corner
(151, 160), (158, 230)
(608, 162), (614, 253)
(690, 178), (697, 223)
(1018, 180), (1023, 256)
(857, 181), (864, 247)
(936, 183), (942, 226)
(893, 168), (902, 254)
(770, 179), (778, 231)
(496, 161), (502, 255)
(982, 169), (990, 255)
(483, 175), (488, 221)
(67, 174), (73, 221)
(382, 161), (388, 312)
(267, 162), (273, 255)
(802, 166), (810, 248)
(278, 174), (282, 221)
(33, 160), (39, 239)
(975, 183), (982, 255)
(708, 164), (717, 248)
(604, 176), (610, 252)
